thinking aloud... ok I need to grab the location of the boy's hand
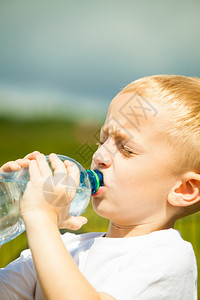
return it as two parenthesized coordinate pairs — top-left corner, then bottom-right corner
(21, 153), (87, 231)
(0, 151), (41, 172)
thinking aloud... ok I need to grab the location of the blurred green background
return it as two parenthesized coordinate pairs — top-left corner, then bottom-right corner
(0, 118), (200, 295)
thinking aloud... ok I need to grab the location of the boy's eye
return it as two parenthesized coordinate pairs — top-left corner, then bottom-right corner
(117, 142), (134, 157)
(96, 139), (135, 157)
(121, 146), (134, 156)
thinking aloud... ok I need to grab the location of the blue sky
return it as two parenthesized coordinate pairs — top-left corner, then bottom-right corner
(0, 0), (200, 120)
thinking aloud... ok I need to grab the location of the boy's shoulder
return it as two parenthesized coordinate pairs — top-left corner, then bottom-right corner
(124, 229), (197, 282)
(137, 229), (196, 264)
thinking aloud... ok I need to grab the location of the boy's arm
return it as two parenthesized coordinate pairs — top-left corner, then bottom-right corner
(25, 214), (114, 300)
(21, 154), (115, 300)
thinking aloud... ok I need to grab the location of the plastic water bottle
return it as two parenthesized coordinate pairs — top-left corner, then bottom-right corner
(0, 154), (103, 245)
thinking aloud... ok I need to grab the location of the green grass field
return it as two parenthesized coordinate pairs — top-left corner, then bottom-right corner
(0, 118), (199, 295)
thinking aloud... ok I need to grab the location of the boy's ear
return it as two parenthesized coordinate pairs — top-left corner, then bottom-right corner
(167, 172), (200, 207)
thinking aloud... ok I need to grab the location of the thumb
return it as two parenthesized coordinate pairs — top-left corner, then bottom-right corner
(59, 216), (88, 231)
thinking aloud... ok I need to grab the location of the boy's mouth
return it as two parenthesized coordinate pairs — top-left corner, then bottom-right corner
(92, 186), (106, 197)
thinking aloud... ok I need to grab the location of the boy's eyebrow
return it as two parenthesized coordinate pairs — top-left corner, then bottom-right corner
(100, 126), (129, 139)
(100, 125), (143, 148)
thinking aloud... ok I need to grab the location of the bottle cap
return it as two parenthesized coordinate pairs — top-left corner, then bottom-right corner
(86, 169), (104, 194)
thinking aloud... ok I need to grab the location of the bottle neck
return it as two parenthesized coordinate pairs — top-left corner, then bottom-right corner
(86, 170), (104, 195)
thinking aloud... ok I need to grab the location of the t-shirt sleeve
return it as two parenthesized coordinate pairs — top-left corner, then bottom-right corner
(0, 232), (78, 300)
(99, 242), (197, 300)
(0, 248), (39, 300)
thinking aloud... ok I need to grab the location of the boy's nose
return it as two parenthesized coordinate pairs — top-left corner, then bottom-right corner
(92, 145), (112, 169)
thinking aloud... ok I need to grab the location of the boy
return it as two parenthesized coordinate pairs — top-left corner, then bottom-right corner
(0, 75), (199, 299)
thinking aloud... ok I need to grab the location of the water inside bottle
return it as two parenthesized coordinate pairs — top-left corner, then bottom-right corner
(69, 186), (91, 216)
(0, 179), (26, 245)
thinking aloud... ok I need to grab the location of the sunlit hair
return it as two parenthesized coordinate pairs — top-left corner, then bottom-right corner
(121, 74), (200, 218)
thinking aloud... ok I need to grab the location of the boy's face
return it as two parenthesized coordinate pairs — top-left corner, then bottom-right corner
(91, 91), (178, 227)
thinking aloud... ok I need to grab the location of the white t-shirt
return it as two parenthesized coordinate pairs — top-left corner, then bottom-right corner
(0, 228), (197, 300)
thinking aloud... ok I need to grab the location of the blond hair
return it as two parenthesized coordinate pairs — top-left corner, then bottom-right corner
(121, 75), (200, 218)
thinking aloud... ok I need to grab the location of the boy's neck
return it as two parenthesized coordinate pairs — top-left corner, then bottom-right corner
(106, 220), (175, 238)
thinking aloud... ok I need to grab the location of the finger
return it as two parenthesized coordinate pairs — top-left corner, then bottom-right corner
(15, 158), (31, 168)
(0, 161), (22, 172)
(29, 160), (41, 181)
(64, 160), (80, 189)
(59, 216), (88, 230)
(24, 151), (41, 160)
(36, 154), (52, 177)
(49, 153), (67, 174)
